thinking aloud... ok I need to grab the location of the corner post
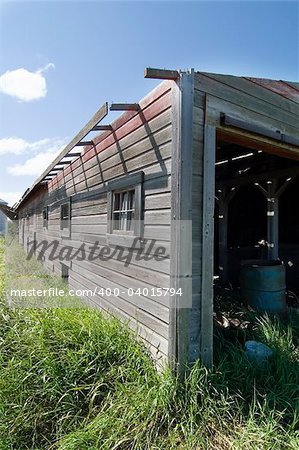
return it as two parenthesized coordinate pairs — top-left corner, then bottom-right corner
(169, 70), (194, 376)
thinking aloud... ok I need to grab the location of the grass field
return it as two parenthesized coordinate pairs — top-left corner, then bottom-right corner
(0, 236), (298, 449)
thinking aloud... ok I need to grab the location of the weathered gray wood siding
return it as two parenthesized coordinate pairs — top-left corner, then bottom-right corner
(18, 81), (174, 364)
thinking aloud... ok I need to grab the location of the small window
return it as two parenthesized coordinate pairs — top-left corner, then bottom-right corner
(112, 189), (135, 233)
(61, 263), (69, 284)
(107, 172), (144, 247)
(43, 207), (49, 229)
(60, 200), (71, 238)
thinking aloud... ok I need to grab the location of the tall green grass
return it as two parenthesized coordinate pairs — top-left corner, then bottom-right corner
(0, 237), (298, 449)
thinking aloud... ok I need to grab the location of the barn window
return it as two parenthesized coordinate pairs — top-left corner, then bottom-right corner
(107, 172), (144, 247)
(112, 189), (135, 232)
(42, 207), (49, 229)
(60, 200), (71, 238)
(61, 263), (69, 284)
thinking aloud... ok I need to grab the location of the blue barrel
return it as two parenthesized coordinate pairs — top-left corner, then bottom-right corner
(240, 260), (286, 313)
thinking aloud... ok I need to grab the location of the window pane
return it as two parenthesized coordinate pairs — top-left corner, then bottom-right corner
(113, 212), (120, 230)
(127, 210), (134, 231)
(112, 189), (135, 232)
(120, 212), (126, 230)
(128, 191), (135, 210)
(114, 193), (120, 211)
(121, 192), (127, 211)
(61, 204), (70, 229)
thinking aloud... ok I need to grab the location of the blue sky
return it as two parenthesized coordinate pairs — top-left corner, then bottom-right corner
(0, 0), (298, 206)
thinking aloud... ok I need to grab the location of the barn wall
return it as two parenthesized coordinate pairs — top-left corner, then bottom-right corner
(196, 72), (299, 132)
(18, 80), (174, 364)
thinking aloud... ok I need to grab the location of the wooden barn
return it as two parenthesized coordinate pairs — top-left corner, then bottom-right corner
(15, 68), (299, 372)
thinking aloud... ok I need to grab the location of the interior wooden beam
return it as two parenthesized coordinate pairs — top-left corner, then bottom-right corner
(220, 113), (299, 147)
(217, 165), (299, 188)
(217, 128), (299, 161)
(144, 67), (180, 80)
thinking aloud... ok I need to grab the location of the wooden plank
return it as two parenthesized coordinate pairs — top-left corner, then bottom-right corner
(196, 73), (299, 125)
(76, 141), (93, 146)
(71, 263), (169, 329)
(217, 127), (299, 161)
(92, 125), (112, 131)
(144, 174), (171, 195)
(221, 113), (299, 147)
(69, 256), (170, 307)
(145, 192), (171, 210)
(51, 93), (172, 186)
(143, 225), (170, 241)
(200, 72), (299, 117)
(110, 103), (140, 111)
(53, 111), (171, 189)
(144, 209), (171, 225)
(70, 276), (169, 357)
(20, 102), (108, 200)
(200, 124), (216, 368)
(99, 125), (172, 173)
(83, 93), (172, 164)
(206, 92), (298, 139)
(144, 68), (180, 80)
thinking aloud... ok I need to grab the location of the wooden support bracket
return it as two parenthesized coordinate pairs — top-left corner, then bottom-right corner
(110, 103), (140, 111)
(144, 67), (180, 80)
(55, 161), (72, 166)
(17, 102), (109, 205)
(92, 125), (113, 131)
(66, 153), (83, 157)
(76, 141), (93, 146)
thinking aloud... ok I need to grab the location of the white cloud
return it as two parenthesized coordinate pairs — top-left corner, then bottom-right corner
(6, 137), (68, 176)
(0, 192), (23, 207)
(8, 152), (61, 176)
(0, 137), (53, 155)
(0, 63), (55, 102)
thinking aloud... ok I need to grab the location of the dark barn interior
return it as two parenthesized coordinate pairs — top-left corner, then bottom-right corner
(214, 139), (299, 293)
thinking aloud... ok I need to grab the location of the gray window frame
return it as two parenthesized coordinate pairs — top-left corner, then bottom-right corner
(107, 171), (144, 247)
(60, 199), (71, 238)
(42, 206), (49, 229)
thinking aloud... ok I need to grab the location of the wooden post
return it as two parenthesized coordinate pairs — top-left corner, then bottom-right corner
(255, 177), (294, 260)
(267, 191), (279, 260)
(217, 187), (238, 283)
(200, 124), (216, 368)
(218, 199), (228, 281)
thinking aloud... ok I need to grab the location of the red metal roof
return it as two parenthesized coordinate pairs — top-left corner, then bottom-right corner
(245, 77), (299, 104)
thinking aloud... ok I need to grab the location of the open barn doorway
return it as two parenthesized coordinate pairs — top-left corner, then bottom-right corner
(213, 132), (299, 318)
